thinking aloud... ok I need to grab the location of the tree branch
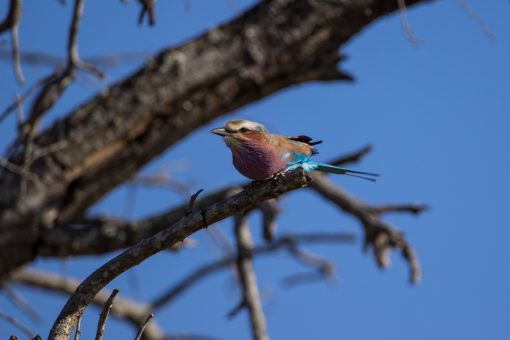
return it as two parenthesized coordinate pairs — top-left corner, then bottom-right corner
(232, 215), (268, 340)
(309, 173), (423, 283)
(0, 0), (24, 84)
(48, 169), (310, 339)
(94, 288), (119, 340)
(9, 269), (164, 340)
(0, 0), (432, 278)
(38, 186), (242, 257)
(150, 232), (355, 310)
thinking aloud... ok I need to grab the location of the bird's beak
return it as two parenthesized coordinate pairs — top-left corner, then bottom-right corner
(211, 128), (230, 137)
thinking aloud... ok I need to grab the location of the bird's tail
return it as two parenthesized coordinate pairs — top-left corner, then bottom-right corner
(315, 163), (380, 182)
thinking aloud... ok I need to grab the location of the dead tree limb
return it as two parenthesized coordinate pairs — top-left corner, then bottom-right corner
(309, 173), (424, 283)
(94, 288), (119, 340)
(0, 0), (432, 279)
(150, 232), (355, 310)
(48, 169), (310, 339)
(232, 215), (268, 340)
(9, 269), (164, 339)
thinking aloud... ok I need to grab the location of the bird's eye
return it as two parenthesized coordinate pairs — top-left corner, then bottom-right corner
(239, 127), (249, 133)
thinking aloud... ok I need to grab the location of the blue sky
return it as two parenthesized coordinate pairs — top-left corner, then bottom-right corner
(1, 1), (509, 339)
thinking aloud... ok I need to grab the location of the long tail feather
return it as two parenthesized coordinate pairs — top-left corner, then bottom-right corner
(315, 163), (380, 182)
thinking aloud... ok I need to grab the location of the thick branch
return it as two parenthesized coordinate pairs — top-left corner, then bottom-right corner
(0, 0), (431, 278)
(48, 169), (310, 339)
(38, 186), (242, 257)
(233, 215), (268, 340)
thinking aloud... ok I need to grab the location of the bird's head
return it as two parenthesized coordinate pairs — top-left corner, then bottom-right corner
(211, 119), (268, 151)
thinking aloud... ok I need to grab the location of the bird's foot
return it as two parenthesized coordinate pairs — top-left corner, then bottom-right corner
(269, 170), (286, 181)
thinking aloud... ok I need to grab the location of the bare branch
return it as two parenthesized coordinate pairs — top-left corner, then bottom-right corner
(309, 173), (423, 283)
(137, 0), (156, 26)
(0, 76), (51, 125)
(0, 311), (35, 338)
(0, 156), (40, 185)
(10, 21), (23, 84)
(9, 269), (164, 339)
(150, 231), (355, 310)
(39, 186), (243, 257)
(27, 0), (102, 128)
(397, 0), (420, 44)
(0, 0), (24, 84)
(0, 0), (432, 278)
(285, 245), (334, 279)
(95, 288), (119, 340)
(259, 199), (280, 242)
(328, 144), (373, 167)
(456, 0), (495, 41)
(371, 203), (428, 215)
(0, 48), (151, 68)
(188, 189), (204, 214)
(134, 313), (154, 340)
(232, 215), (268, 340)
(49, 169), (310, 339)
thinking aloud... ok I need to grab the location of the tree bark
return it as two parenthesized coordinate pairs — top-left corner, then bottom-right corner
(0, 0), (431, 279)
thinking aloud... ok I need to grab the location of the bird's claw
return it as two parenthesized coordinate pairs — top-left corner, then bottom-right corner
(269, 170), (286, 180)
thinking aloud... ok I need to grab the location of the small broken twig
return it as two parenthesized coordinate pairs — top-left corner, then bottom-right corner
(187, 188), (204, 214)
(73, 314), (82, 340)
(94, 288), (120, 340)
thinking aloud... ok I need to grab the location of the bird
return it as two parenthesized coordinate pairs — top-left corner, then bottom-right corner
(211, 119), (379, 181)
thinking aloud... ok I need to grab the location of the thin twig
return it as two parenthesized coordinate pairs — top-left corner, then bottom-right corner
(27, 0), (102, 128)
(187, 188), (204, 214)
(0, 156), (39, 185)
(95, 288), (120, 340)
(328, 144), (373, 167)
(0, 311), (35, 338)
(134, 313), (154, 340)
(137, 0), (156, 26)
(372, 203), (428, 215)
(0, 76), (51, 125)
(150, 232), (354, 310)
(259, 199), (280, 242)
(10, 269), (164, 339)
(456, 0), (495, 41)
(74, 314), (82, 340)
(0, 0), (24, 84)
(10, 21), (24, 84)
(282, 243), (335, 288)
(397, 0), (420, 44)
(0, 48), (151, 69)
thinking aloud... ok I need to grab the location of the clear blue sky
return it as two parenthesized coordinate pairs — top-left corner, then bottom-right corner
(1, 1), (509, 339)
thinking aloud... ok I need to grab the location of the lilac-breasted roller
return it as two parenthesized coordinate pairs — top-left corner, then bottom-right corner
(211, 119), (379, 181)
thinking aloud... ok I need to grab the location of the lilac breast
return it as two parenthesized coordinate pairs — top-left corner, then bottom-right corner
(231, 144), (286, 180)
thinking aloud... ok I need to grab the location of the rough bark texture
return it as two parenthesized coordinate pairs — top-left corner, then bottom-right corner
(48, 169), (310, 339)
(0, 0), (430, 278)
